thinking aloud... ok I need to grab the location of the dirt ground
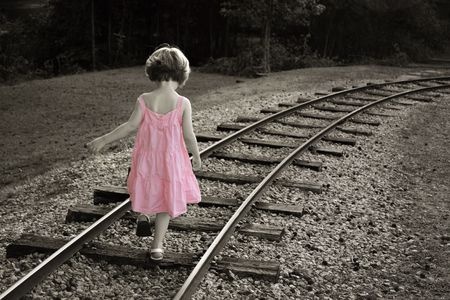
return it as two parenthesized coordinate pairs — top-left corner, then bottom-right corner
(0, 68), (245, 188)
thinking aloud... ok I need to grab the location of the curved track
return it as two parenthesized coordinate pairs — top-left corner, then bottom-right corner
(1, 76), (450, 300)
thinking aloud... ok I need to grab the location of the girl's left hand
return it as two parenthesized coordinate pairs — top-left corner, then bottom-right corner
(191, 155), (201, 171)
(85, 137), (106, 154)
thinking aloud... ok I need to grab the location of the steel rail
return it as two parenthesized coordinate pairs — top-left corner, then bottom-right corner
(173, 84), (450, 300)
(1, 76), (449, 299)
(0, 200), (131, 300)
(198, 76), (450, 158)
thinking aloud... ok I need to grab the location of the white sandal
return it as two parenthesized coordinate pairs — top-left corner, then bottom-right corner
(150, 248), (164, 261)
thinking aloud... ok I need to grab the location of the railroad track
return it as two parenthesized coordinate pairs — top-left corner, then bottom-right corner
(2, 76), (450, 299)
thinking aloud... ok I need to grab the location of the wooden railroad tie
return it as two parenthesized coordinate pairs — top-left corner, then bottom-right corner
(431, 80), (449, 85)
(193, 170), (323, 193)
(93, 186), (305, 217)
(313, 105), (354, 113)
(363, 111), (395, 117)
(217, 122), (357, 146)
(210, 151), (323, 171)
(327, 99), (366, 107)
(413, 81), (435, 88)
(331, 86), (346, 92)
(390, 100), (414, 106)
(296, 112), (380, 126)
(347, 95), (377, 102)
(403, 95), (433, 102)
(7, 234), (280, 281)
(258, 108), (380, 126)
(248, 137), (345, 155)
(66, 204), (284, 241)
(313, 105), (392, 117)
(239, 112), (323, 128)
(376, 87), (408, 94)
(279, 102), (392, 117)
(363, 90), (392, 97)
(233, 116), (372, 136)
(196, 132), (347, 155)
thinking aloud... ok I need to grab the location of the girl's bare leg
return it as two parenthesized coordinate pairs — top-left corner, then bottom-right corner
(151, 212), (170, 252)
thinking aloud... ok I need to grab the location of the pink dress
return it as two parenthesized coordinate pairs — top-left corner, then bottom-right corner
(126, 94), (201, 218)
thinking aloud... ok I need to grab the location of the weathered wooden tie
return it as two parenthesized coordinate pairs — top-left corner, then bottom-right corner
(257, 108), (380, 126)
(66, 204), (284, 240)
(431, 80), (449, 85)
(210, 151), (323, 171)
(196, 131), (345, 156)
(335, 126), (372, 136)
(331, 86), (346, 92)
(403, 95), (433, 102)
(235, 115), (372, 134)
(260, 107), (310, 115)
(6, 234), (280, 281)
(314, 105), (391, 117)
(390, 100), (414, 106)
(217, 123), (356, 145)
(363, 90), (391, 97)
(329, 99), (366, 107)
(313, 105), (353, 113)
(196, 133), (223, 142)
(296, 112), (380, 126)
(379, 103), (402, 110)
(194, 171), (323, 193)
(376, 87), (407, 94)
(237, 138), (344, 156)
(348, 95), (376, 102)
(236, 115), (323, 129)
(363, 111), (394, 117)
(413, 81), (434, 88)
(93, 186), (305, 217)
(278, 102), (298, 107)
(275, 98), (314, 107)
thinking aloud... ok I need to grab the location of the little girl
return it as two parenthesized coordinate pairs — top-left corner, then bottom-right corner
(86, 44), (202, 260)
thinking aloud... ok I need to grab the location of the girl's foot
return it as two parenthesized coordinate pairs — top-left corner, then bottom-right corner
(136, 214), (152, 237)
(150, 248), (164, 261)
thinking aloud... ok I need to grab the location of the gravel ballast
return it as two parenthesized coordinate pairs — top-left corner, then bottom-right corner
(1, 66), (449, 299)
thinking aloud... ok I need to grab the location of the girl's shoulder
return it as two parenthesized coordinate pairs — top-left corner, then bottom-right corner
(139, 92), (155, 102)
(179, 95), (191, 110)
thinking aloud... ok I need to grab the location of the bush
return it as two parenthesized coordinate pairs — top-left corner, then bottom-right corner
(299, 53), (336, 68)
(199, 37), (337, 77)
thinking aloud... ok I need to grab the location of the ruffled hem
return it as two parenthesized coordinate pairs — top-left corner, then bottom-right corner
(127, 170), (201, 218)
(130, 196), (201, 218)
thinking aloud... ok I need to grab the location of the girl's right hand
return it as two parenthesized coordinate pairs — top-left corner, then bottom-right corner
(192, 156), (201, 171)
(85, 137), (106, 154)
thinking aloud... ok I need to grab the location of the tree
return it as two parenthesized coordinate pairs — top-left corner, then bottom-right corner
(221, 0), (325, 73)
(311, 0), (448, 60)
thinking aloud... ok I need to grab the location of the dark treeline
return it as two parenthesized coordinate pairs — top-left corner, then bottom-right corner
(0, 0), (449, 81)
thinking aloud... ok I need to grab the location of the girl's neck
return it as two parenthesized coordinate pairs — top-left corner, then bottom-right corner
(155, 80), (179, 92)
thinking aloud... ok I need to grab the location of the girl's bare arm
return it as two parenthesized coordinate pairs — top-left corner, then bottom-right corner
(88, 99), (143, 151)
(182, 98), (200, 159)
(101, 99), (143, 144)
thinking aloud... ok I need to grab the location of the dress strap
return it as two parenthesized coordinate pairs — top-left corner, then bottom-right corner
(177, 96), (184, 124)
(138, 95), (147, 113)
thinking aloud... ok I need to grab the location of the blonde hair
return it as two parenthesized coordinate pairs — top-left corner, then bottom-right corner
(145, 44), (191, 87)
